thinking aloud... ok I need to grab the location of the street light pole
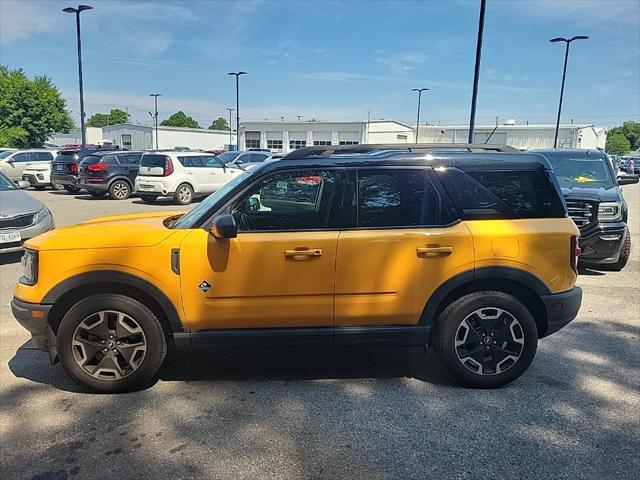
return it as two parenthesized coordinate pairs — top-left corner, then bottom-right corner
(226, 107), (234, 148)
(468, 0), (486, 144)
(63, 4), (93, 146)
(149, 93), (161, 149)
(411, 88), (429, 142)
(550, 35), (589, 148)
(227, 72), (247, 150)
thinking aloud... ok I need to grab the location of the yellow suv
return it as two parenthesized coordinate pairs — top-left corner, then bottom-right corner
(11, 144), (582, 392)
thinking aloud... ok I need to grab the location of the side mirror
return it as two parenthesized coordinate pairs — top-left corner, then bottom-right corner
(617, 174), (639, 186)
(210, 213), (237, 239)
(6, 159), (14, 164)
(17, 180), (30, 189)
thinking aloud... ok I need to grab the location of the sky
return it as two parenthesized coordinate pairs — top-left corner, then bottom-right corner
(1, 0), (639, 129)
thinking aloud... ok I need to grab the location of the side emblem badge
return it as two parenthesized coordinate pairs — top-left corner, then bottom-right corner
(198, 280), (212, 292)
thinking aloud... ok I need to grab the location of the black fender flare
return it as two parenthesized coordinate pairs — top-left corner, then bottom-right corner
(419, 266), (550, 326)
(42, 270), (186, 332)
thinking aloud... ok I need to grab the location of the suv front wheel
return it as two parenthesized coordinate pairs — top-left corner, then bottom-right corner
(57, 294), (167, 393)
(435, 291), (538, 388)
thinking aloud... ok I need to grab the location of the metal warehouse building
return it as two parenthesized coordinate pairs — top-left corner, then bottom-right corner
(101, 124), (235, 151)
(417, 123), (606, 150)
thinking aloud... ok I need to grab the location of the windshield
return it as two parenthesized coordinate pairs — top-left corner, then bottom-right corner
(0, 172), (17, 190)
(172, 165), (265, 229)
(218, 151), (241, 163)
(0, 151), (14, 160)
(545, 153), (615, 188)
(140, 154), (169, 167)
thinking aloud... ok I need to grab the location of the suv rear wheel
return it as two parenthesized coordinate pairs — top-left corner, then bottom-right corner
(57, 294), (167, 393)
(64, 185), (80, 193)
(174, 183), (194, 205)
(109, 180), (131, 200)
(51, 182), (65, 191)
(140, 195), (157, 203)
(435, 291), (538, 388)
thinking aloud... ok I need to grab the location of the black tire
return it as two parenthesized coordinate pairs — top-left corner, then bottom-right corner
(64, 185), (80, 193)
(109, 180), (131, 200)
(606, 228), (631, 272)
(89, 190), (107, 198)
(140, 195), (157, 203)
(173, 183), (194, 205)
(51, 182), (65, 191)
(57, 294), (167, 393)
(435, 291), (538, 388)
(34, 186), (46, 191)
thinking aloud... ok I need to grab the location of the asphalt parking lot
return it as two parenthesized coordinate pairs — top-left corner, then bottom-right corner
(1, 186), (639, 480)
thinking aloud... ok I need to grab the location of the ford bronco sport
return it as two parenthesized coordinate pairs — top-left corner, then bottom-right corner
(11, 144), (582, 392)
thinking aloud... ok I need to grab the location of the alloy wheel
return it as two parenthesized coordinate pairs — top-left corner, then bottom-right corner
(178, 186), (192, 203)
(454, 307), (524, 375)
(71, 310), (147, 381)
(112, 182), (129, 199)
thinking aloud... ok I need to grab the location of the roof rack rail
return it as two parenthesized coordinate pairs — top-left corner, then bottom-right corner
(282, 143), (519, 160)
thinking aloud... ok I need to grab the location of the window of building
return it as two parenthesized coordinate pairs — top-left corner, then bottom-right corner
(339, 141), (359, 145)
(230, 170), (338, 231)
(356, 169), (447, 228)
(245, 139), (261, 149)
(313, 140), (332, 146)
(289, 140), (307, 150)
(267, 139), (283, 150)
(121, 134), (132, 149)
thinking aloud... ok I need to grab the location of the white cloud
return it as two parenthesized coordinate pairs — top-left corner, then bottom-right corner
(377, 51), (428, 74)
(0, 0), (64, 45)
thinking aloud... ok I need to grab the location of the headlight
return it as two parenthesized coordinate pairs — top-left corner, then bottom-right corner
(34, 206), (51, 224)
(20, 249), (38, 285)
(598, 202), (622, 222)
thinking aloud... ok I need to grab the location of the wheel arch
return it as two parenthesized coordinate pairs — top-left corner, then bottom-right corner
(421, 267), (550, 341)
(108, 176), (134, 188)
(44, 271), (186, 343)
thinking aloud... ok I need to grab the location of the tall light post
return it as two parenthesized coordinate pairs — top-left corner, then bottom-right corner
(468, 0), (486, 144)
(226, 107), (234, 148)
(63, 4), (93, 145)
(411, 88), (429, 142)
(550, 35), (589, 148)
(227, 72), (246, 150)
(149, 93), (161, 149)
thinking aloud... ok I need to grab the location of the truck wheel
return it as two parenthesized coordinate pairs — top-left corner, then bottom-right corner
(109, 180), (131, 200)
(435, 291), (538, 388)
(140, 195), (157, 203)
(57, 294), (167, 393)
(607, 228), (631, 272)
(174, 183), (194, 205)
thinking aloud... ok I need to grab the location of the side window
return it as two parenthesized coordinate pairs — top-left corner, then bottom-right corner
(178, 156), (200, 168)
(122, 154), (141, 165)
(103, 155), (119, 165)
(202, 156), (224, 168)
(34, 152), (53, 161)
(249, 153), (268, 163)
(11, 153), (31, 162)
(229, 170), (338, 231)
(356, 169), (448, 228)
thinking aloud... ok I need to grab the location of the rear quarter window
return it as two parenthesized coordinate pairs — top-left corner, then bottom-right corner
(141, 155), (169, 167)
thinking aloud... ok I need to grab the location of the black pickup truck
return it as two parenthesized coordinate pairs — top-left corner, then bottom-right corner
(533, 149), (639, 270)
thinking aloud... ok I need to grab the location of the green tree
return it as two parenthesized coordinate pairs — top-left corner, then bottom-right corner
(160, 111), (200, 129)
(208, 117), (229, 130)
(0, 65), (74, 147)
(608, 121), (640, 151)
(86, 113), (110, 128)
(606, 132), (631, 155)
(108, 108), (129, 125)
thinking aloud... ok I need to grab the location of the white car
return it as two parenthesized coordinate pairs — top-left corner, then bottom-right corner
(22, 162), (56, 190)
(0, 149), (57, 182)
(135, 151), (244, 205)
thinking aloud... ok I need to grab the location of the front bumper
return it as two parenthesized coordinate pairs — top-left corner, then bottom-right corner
(50, 173), (78, 186)
(11, 297), (55, 354)
(578, 222), (627, 264)
(0, 216), (54, 254)
(540, 286), (582, 337)
(22, 173), (50, 186)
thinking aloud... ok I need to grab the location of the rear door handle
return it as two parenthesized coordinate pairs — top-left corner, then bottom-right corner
(417, 246), (453, 258)
(284, 249), (322, 258)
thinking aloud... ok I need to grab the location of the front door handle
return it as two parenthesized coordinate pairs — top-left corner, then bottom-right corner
(284, 249), (322, 258)
(417, 246), (453, 258)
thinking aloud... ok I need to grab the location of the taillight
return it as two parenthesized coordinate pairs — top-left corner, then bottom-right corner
(570, 235), (581, 273)
(87, 163), (109, 171)
(163, 157), (174, 176)
(70, 163), (78, 174)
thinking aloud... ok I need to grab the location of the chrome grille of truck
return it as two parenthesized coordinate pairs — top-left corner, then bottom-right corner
(565, 200), (595, 229)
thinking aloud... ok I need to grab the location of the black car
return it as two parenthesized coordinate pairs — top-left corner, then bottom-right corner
(532, 149), (639, 270)
(77, 151), (145, 200)
(50, 145), (110, 192)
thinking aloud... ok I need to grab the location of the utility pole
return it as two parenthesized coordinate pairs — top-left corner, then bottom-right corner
(226, 107), (234, 149)
(468, 0), (486, 144)
(149, 93), (161, 149)
(411, 88), (429, 142)
(227, 72), (247, 150)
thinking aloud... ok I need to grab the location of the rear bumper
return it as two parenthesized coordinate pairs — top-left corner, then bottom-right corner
(540, 286), (582, 337)
(78, 178), (109, 191)
(51, 173), (78, 186)
(578, 223), (627, 264)
(11, 297), (54, 352)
